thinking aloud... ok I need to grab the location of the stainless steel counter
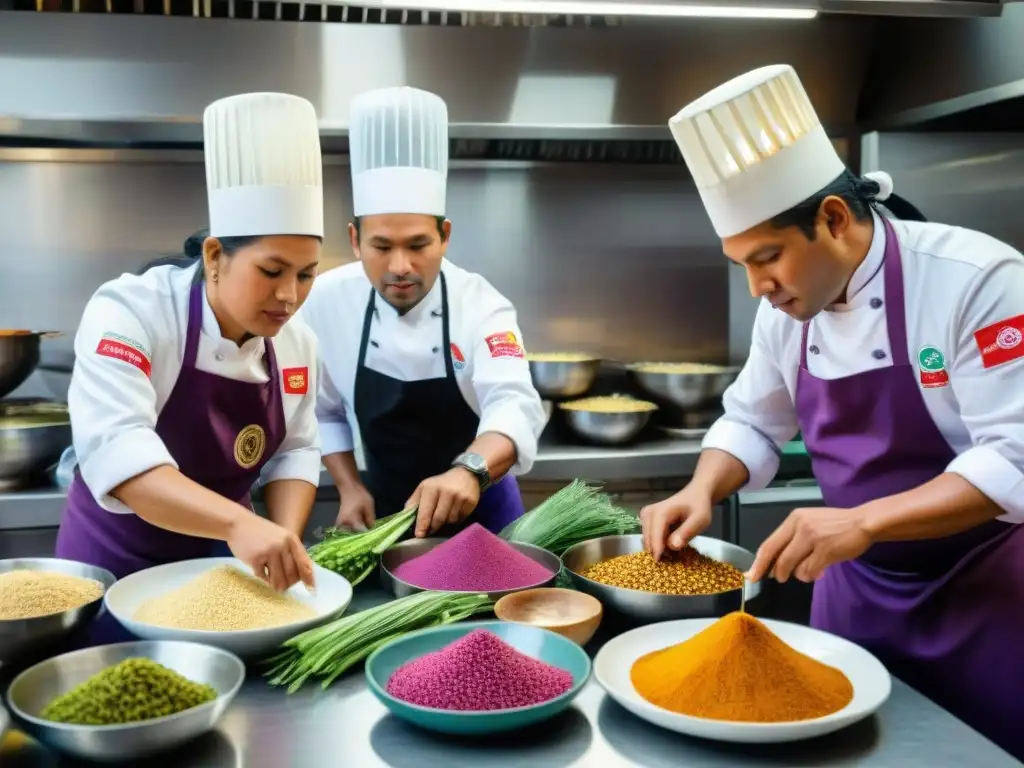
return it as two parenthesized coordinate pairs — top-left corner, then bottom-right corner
(1, 588), (1017, 768)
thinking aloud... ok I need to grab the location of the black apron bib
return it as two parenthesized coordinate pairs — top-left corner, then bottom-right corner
(354, 272), (484, 516)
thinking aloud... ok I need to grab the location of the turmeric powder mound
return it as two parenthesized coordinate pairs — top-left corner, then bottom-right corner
(630, 612), (854, 722)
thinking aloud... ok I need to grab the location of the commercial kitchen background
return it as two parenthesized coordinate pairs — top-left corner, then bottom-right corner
(2, 2), (1024, 623)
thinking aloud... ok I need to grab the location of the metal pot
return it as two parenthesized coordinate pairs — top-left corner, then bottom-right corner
(0, 331), (61, 400)
(0, 399), (71, 491)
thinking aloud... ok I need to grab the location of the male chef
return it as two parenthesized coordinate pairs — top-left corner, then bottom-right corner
(301, 86), (546, 539)
(640, 64), (1024, 758)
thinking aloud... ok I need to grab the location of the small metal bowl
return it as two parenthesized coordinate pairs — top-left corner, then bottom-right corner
(528, 358), (601, 400)
(628, 365), (740, 410)
(560, 534), (760, 623)
(560, 405), (656, 446)
(0, 400), (72, 491)
(0, 705), (9, 743)
(6, 640), (245, 762)
(0, 558), (117, 663)
(380, 538), (560, 601)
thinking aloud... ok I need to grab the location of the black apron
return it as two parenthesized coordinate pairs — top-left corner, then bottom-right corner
(353, 271), (525, 532)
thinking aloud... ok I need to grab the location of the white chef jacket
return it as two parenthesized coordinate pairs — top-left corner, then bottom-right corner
(706, 210), (1024, 523)
(68, 263), (322, 514)
(300, 259), (546, 475)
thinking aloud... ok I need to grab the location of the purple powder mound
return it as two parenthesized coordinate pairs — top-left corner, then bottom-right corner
(386, 629), (574, 711)
(393, 523), (554, 591)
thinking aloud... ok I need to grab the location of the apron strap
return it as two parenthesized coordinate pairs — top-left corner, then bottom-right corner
(183, 282), (204, 369)
(439, 272), (456, 380)
(879, 215), (910, 367)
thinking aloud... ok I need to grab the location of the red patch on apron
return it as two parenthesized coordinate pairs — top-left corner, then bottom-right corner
(96, 337), (151, 377)
(974, 314), (1024, 369)
(282, 367), (309, 395)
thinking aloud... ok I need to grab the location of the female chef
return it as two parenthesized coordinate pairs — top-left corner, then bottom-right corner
(641, 65), (1024, 759)
(56, 92), (325, 606)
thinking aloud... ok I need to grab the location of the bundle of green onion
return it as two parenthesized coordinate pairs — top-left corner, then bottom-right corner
(265, 591), (494, 692)
(307, 507), (416, 586)
(500, 479), (640, 555)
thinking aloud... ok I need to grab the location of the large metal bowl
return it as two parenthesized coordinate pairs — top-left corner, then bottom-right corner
(560, 406), (655, 446)
(380, 537), (560, 601)
(0, 400), (71, 491)
(0, 705), (8, 744)
(561, 534), (760, 623)
(0, 558), (117, 663)
(6, 640), (244, 762)
(628, 365), (740, 410)
(0, 332), (42, 399)
(528, 358), (601, 400)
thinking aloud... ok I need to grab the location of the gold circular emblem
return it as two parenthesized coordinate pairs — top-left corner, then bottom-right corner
(233, 424), (266, 469)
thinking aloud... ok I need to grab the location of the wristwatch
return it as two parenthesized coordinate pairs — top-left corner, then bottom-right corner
(452, 452), (492, 492)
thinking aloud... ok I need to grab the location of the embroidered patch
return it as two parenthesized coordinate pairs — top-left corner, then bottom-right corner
(485, 331), (525, 359)
(974, 314), (1024, 369)
(96, 334), (152, 377)
(917, 345), (949, 388)
(234, 424), (266, 469)
(282, 367), (309, 395)
(450, 343), (466, 372)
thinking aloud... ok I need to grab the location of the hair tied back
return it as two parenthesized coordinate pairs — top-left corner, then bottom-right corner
(861, 171), (894, 203)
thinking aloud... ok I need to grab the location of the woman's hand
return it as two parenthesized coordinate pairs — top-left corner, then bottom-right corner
(227, 514), (316, 592)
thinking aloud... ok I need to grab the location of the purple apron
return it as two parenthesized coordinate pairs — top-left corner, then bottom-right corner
(353, 270), (525, 534)
(797, 215), (1024, 760)
(56, 282), (287, 643)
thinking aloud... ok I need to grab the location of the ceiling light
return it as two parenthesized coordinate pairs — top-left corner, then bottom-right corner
(363, 1), (818, 19)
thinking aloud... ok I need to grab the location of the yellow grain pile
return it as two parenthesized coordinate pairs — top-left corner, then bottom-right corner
(631, 362), (728, 374)
(560, 395), (658, 413)
(0, 570), (104, 620)
(134, 565), (316, 631)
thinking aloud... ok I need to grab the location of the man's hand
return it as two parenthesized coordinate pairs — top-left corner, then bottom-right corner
(746, 506), (874, 584)
(640, 486), (715, 562)
(334, 484), (376, 531)
(409, 468), (481, 537)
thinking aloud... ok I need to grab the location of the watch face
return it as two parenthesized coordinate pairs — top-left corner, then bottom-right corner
(460, 453), (486, 473)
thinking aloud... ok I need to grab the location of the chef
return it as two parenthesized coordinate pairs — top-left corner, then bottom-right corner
(641, 64), (1024, 758)
(301, 86), (546, 538)
(57, 92), (325, 610)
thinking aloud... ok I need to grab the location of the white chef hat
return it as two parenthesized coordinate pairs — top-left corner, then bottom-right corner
(669, 64), (845, 238)
(349, 87), (449, 218)
(203, 92), (324, 239)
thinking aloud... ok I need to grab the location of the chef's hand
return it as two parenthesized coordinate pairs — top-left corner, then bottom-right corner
(640, 486), (714, 562)
(746, 506), (873, 584)
(335, 484), (376, 532)
(409, 468), (481, 538)
(227, 514), (316, 593)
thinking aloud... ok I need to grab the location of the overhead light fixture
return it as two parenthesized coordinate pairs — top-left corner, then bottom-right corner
(364, 1), (818, 19)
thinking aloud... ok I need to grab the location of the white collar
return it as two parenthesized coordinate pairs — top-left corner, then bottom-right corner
(829, 209), (886, 311)
(200, 280), (265, 357)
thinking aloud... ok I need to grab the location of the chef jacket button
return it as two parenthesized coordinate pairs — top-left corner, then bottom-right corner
(870, 297), (883, 309)
(809, 345), (820, 355)
(432, 346), (439, 353)
(872, 349), (887, 360)
(215, 353), (224, 362)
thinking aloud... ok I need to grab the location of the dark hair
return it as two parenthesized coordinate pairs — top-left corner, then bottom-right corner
(769, 169), (927, 239)
(138, 228), (262, 282)
(352, 215), (447, 242)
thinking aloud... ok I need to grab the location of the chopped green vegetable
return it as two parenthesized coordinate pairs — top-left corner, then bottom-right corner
(264, 591), (494, 692)
(307, 507), (416, 585)
(500, 479), (640, 556)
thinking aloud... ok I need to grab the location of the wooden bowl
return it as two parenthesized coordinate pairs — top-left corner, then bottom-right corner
(494, 588), (603, 646)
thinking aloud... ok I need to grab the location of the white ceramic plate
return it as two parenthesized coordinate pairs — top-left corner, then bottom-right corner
(594, 617), (891, 744)
(104, 557), (352, 657)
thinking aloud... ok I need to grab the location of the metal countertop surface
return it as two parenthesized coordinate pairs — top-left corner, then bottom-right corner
(0, 589), (1017, 768)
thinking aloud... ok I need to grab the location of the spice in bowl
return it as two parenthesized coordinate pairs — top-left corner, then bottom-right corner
(41, 658), (218, 725)
(134, 564), (316, 631)
(559, 394), (657, 413)
(386, 629), (573, 710)
(0, 570), (104, 620)
(631, 612), (854, 722)
(579, 547), (744, 596)
(393, 524), (554, 592)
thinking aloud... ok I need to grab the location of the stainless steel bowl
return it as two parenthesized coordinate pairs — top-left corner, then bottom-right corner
(0, 400), (71, 491)
(628, 366), (740, 410)
(528, 359), (601, 399)
(6, 640), (245, 762)
(561, 407), (654, 445)
(0, 332), (60, 400)
(0, 558), (117, 663)
(0, 705), (9, 743)
(380, 537), (560, 600)
(561, 534), (760, 623)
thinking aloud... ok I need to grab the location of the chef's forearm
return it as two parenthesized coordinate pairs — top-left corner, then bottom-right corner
(467, 432), (517, 480)
(113, 465), (249, 540)
(860, 472), (1004, 542)
(688, 449), (751, 505)
(323, 451), (365, 493)
(263, 479), (317, 540)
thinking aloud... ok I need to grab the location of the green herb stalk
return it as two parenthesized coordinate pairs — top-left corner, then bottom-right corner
(307, 507), (417, 585)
